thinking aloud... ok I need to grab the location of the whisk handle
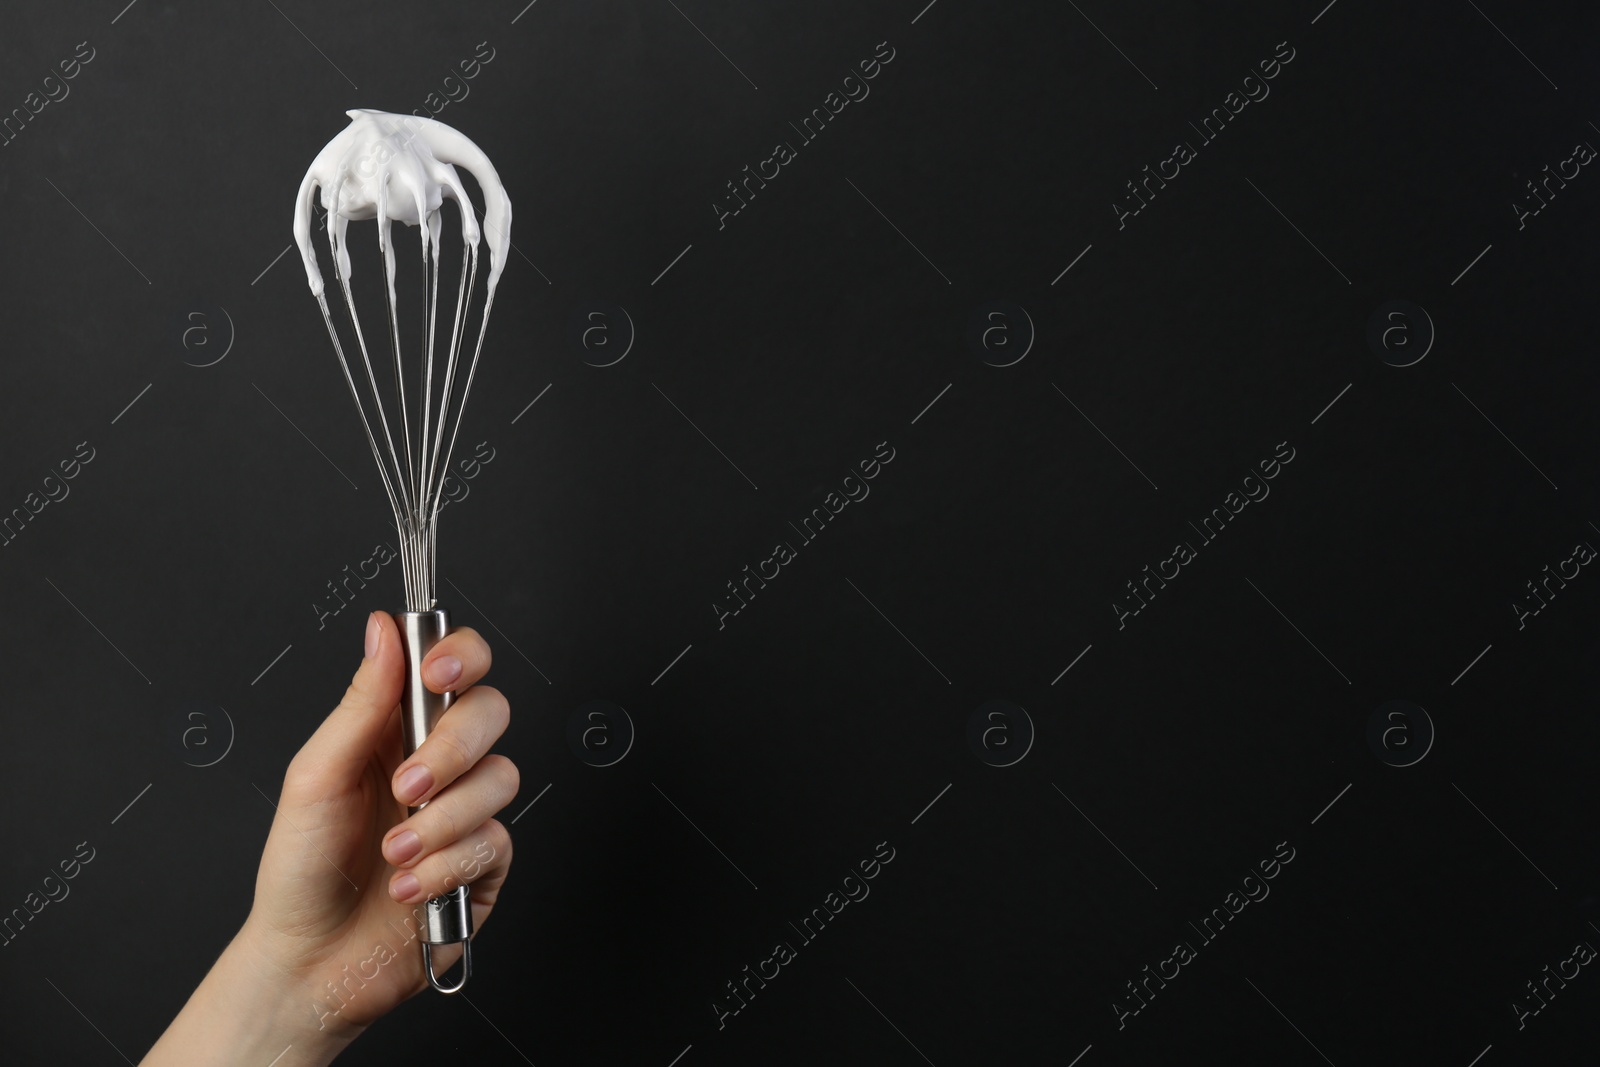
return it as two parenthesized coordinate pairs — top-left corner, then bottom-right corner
(395, 608), (475, 994)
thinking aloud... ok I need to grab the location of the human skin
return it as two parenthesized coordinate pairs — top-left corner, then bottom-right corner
(141, 611), (518, 1065)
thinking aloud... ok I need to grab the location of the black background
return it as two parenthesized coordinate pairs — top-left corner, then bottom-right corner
(3, 1), (1599, 1064)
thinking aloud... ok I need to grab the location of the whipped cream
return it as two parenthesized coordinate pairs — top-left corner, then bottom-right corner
(293, 108), (512, 298)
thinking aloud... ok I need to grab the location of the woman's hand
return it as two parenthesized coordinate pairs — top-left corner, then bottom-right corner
(142, 612), (518, 1065)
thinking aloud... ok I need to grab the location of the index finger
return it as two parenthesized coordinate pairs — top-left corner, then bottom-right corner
(420, 624), (492, 694)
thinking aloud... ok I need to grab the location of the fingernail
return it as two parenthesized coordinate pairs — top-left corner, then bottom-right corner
(427, 655), (462, 690)
(364, 612), (380, 659)
(396, 764), (433, 804)
(385, 830), (421, 865)
(390, 873), (420, 902)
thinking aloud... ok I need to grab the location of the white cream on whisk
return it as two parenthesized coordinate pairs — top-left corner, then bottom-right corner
(292, 108), (512, 298)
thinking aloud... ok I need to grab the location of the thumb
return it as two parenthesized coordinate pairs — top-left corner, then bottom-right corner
(289, 611), (406, 795)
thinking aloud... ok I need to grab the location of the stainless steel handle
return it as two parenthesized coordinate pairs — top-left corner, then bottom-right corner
(395, 608), (474, 994)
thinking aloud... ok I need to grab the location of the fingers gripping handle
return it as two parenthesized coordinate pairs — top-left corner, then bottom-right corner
(395, 609), (475, 994)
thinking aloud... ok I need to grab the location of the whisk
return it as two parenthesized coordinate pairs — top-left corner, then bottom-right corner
(292, 108), (513, 994)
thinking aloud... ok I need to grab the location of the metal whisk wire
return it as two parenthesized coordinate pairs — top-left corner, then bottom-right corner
(307, 162), (495, 612)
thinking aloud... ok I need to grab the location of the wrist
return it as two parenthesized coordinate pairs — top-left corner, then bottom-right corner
(236, 917), (373, 1048)
(141, 919), (366, 1066)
